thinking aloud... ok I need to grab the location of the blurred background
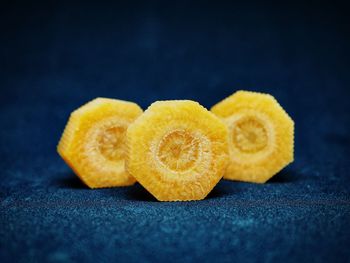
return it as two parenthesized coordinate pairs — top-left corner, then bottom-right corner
(0, 1), (349, 262)
(0, 0), (349, 164)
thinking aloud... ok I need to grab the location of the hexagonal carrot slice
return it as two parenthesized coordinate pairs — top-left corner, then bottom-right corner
(57, 98), (143, 188)
(126, 100), (229, 201)
(211, 91), (294, 183)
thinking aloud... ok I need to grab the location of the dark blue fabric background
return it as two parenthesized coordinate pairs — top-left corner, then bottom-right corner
(1, 1), (349, 262)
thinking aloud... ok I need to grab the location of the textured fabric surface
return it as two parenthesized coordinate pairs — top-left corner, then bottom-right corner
(1, 1), (349, 262)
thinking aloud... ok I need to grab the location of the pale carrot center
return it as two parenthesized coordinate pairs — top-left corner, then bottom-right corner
(97, 125), (127, 162)
(157, 130), (200, 172)
(232, 117), (268, 153)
